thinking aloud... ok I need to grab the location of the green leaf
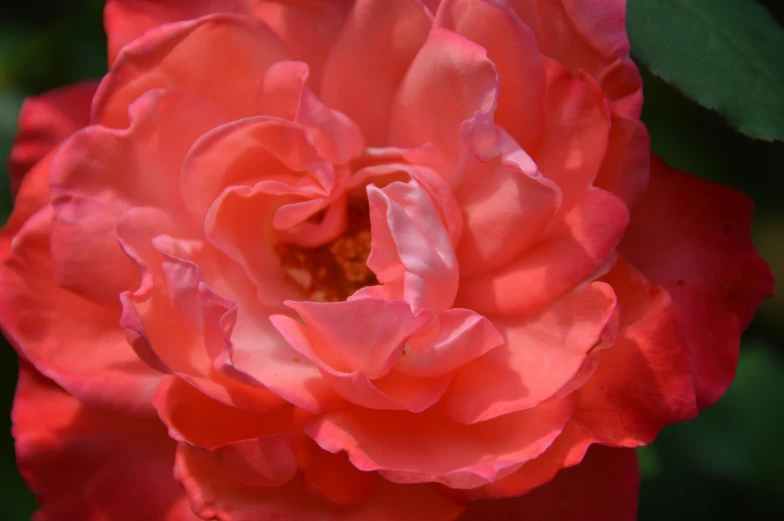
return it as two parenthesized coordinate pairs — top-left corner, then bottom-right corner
(628, 0), (784, 142)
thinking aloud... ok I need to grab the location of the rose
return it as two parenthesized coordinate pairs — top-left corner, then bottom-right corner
(0, 1), (773, 520)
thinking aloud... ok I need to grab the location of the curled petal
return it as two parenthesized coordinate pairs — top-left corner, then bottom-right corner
(397, 308), (504, 378)
(94, 15), (288, 127)
(367, 180), (458, 313)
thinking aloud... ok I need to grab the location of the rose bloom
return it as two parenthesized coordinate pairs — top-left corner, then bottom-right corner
(0, 0), (774, 520)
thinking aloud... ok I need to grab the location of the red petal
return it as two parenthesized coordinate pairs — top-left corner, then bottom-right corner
(458, 445), (638, 521)
(175, 443), (464, 521)
(621, 156), (775, 408)
(12, 363), (197, 520)
(8, 81), (98, 197)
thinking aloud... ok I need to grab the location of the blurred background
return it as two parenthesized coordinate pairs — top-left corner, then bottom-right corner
(0, 1), (782, 519)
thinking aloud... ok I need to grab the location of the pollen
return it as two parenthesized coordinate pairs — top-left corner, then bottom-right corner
(278, 203), (378, 302)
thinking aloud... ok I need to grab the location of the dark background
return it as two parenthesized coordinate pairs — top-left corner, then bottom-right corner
(0, 1), (782, 519)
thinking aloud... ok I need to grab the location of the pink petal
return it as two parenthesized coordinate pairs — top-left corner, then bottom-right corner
(104, 0), (252, 64)
(276, 298), (422, 378)
(445, 282), (618, 423)
(388, 28), (498, 174)
(435, 0), (545, 151)
(320, 0), (432, 145)
(453, 127), (562, 276)
(456, 187), (628, 315)
(304, 399), (572, 489)
(93, 14), (288, 128)
(533, 59), (610, 208)
(397, 308), (504, 377)
(367, 180), (458, 313)
(261, 60), (365, 164)
(253, 0), (349, 89)
(155, 376), (299, 487)
(1, 208), (160, 415)
(50, 89), (227, 308)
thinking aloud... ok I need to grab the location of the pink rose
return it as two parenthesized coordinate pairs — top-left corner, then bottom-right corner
(1, 1), (773, 520)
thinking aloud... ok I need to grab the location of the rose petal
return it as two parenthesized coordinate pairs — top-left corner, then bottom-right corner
(570, 257), (698, 446)
(456, 187), (628, 315)
(458, 444), (638, 521)
(50, 89), (227, 308)
(8, 81), (98, 196)
(435, 0), (545, 151)
(445, 282), (618, 423)
(320, 0), (431, 145)
(276, 298), (422, 378)
(253, 0), (349, 89)
(155, 376), (298, 487)
(1, 208), (160, 415)
(367, 180), (458, 313)
(304, 399), (572, 489)
(397, 308), (504, 378)
(104, 0), (252, 64)
(299, 437), (377, 506)
(12, 363), (196, 520)
(533, 59), (610, 208)
(389, 27), (498, 174)
(175, 444), (464, 521)
(94, 15), (287, 128)
(621, 156), (775, 408)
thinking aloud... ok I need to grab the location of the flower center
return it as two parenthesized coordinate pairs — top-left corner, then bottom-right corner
(277, 203), (378, 302)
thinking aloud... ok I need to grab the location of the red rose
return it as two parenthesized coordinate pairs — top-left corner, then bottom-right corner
(1, 1), (773, 520)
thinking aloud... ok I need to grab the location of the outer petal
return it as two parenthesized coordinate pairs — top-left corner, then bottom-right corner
(8, 81), (98, 196)
(0, 207), (161, 415)
(621, 156), (775, 408)
(458, 445), (639, 521)
(104, 0), (252, 64)
(12, 363), (197, 521)
(155, 376), (299, 487)
(319, 0), (432, 145)
(50, 89), (228, 308)
(507, 0), (641, 113)
(571, 258), (698, 445)
(175, 444), (464, 521)
(93, 15), (288, 128)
